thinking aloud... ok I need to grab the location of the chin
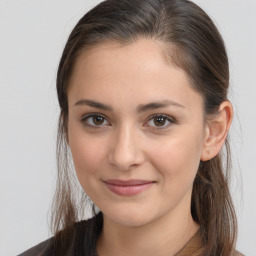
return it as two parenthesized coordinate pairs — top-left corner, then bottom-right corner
(102, 206), (158, 227)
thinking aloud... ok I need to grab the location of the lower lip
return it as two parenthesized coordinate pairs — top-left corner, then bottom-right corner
(104, 182), (154, 196)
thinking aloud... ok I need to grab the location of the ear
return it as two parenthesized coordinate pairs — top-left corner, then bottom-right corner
(200, 101), (233, 161)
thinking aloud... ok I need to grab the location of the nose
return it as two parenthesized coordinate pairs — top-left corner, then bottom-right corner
(108, 125), (145, 171)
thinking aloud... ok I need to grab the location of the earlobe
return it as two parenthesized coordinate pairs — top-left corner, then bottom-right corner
(200, 101), (233, 161)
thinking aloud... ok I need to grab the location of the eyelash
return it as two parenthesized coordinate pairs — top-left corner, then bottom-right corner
(80, 113), (177, 130)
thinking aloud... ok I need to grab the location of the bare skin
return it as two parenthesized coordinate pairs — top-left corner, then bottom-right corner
(67, 38), (233, 256)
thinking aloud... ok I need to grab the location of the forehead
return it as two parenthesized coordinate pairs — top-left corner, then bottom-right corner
(72, 39), (171, 81)
(67, 38), (203, 112)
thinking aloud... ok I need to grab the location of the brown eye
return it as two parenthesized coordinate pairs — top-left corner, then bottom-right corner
(81, 114), (110, 128)
(147, 114), (175, 129)
(93, 116), (104, 125)
(153, 116), (166, 126)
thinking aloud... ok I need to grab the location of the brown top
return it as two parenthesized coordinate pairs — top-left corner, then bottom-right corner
(174, 229), (204, 256)
(174, 229), (244, 256)
(18, 217), (244, 256)
(18, 239), (51, 256)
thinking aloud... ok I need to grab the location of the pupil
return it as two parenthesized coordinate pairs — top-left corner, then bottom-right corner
(93, 116), (104, 125)
(154, 117), (165, 126)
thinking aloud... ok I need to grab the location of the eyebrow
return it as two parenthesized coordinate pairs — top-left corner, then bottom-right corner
(74, 99), (185, 113)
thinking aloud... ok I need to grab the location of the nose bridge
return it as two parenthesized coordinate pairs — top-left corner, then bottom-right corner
(109, 122), (144, 170)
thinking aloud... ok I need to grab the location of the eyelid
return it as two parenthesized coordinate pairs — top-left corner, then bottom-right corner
(81, 113), (111, 128)
(80, 112), (177, 129)
(145, 113), (177, 129)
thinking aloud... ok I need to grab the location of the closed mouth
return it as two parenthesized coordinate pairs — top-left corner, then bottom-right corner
(103, 179), (155, 196)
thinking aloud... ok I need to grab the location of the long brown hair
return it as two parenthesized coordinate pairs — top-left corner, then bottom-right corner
(51, 0), (237, 255)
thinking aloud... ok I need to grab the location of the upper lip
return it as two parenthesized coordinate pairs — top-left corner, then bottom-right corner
(104, 179), (155, 186)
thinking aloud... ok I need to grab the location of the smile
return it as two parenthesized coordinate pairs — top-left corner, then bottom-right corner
(103, 179), (155, 196)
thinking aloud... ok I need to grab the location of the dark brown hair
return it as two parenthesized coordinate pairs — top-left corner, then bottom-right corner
(51, 0), (237, 255)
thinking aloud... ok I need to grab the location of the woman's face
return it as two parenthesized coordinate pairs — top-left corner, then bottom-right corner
(67, 38), (207, 227)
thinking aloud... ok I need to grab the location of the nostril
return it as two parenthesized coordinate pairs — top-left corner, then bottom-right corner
(108, 128), (145, 170)
(108, 148), (144, 171)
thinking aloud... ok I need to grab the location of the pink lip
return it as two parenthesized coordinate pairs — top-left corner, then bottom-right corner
(103, 179), (155, 196)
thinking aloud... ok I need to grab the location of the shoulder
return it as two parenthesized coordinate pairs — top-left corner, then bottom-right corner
(17, 215), (102, 256)
(233, 250), (245, 256)
(17, 238), (52, 256)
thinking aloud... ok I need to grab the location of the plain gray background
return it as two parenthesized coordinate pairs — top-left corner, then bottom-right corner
(0, 0), (255, 255)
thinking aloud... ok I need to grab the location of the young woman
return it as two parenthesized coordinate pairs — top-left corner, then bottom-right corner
(19, 0), (244, 255)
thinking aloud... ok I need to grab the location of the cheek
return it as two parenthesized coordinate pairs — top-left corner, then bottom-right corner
(148, 132), (203, 184)
(69, 134), (109, 198)
(68, 126), (107, 180)
(146, 135), (202, 209)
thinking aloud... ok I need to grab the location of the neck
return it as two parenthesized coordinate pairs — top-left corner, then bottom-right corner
(96, 201), (199, 256)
